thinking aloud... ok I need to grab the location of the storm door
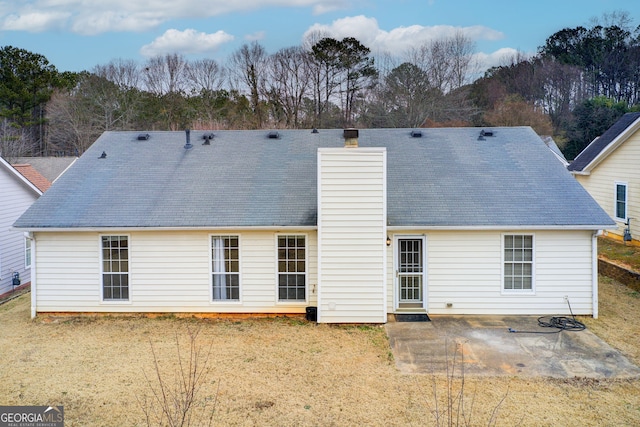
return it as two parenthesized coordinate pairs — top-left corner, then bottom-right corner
(396, 237), (426, 310)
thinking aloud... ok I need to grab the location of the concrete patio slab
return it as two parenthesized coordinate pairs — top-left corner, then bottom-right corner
(385, 315), (640, 378)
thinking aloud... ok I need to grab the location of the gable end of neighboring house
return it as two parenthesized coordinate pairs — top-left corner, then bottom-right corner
(0, 157), (42, 295)
(569, 113), (640, 243)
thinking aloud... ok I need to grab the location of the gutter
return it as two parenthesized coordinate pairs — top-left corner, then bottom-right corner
(592, 230), (600, 319)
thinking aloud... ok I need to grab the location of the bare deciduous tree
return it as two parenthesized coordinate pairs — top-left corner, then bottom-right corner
(266, 46), (312, 128)
(185, 58), (226, 94)
(229, 42), (268, 128)
(93, 58), (140, 90)
(143, 53), (188, 96)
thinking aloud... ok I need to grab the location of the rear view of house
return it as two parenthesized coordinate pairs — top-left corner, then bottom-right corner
(14, 127), (614, 322)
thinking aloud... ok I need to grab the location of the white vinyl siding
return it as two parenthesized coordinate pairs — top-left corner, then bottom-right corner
(387, 230), (595, 316)
(0, 165), (38, 293)
(317, 148), (387, 323)
(575, 128), (640, 240)
(32, 230), (317, 314)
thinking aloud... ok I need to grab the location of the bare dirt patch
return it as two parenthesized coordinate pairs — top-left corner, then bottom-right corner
(1, 278), (640, 426)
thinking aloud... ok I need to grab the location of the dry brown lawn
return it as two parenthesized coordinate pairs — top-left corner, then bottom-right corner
(1, 278), (639, 426)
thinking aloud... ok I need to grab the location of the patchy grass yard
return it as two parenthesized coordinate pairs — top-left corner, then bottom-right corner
(599, 236), (640, 272)
(1, 278), (639, 426)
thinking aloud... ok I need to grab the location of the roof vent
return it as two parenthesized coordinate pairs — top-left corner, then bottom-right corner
(410, 130), (423, 138)
(202, 133), (214, 145)
(137, 133), (150, 141)
(311, 128), (319, 134)
(267, 131), (280, 139)
(343, 128), (359, 147)
(478, 129), (494, 140)
(98, 151), (107, 159)
(184, 129), (193, 149)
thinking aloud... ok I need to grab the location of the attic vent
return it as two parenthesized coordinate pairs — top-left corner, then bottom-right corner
(311, 128), (319, 134)
(267, 131), (280, 139)
(137, 133), (150, 141)
(410, 130), (423, 138)
(202, 133), (214, 145)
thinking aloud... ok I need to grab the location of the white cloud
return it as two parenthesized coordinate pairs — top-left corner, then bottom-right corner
(303, 15), (504, 54)
(140, 28), (234, 57)
(244, 31), (266, 41)
(474, 47), (527, 72)
(1, 11), (70, 32)
(0, 0), (345, 34)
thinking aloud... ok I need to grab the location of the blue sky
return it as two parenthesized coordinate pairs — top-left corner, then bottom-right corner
(0, 0), (636, 73)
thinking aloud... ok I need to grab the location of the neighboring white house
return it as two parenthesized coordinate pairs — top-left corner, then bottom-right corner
(568, 112), (640, 244)
(14, 128), (614, 322)
(0, 157), (43, 295)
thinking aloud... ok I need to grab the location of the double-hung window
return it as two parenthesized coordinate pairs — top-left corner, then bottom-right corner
(503, 234), (534, 293)
(615, 182), (627, 221)
(101, 235), (129, 300)
(211, 236), (240, 301)
(277, 235), (306, 301)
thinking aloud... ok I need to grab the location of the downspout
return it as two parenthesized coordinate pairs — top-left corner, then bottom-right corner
(29, 232), (36, 319)
(592, 230), (600, 319)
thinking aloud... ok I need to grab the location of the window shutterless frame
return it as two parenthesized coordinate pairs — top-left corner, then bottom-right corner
(501, 233), (535, 295)
(210, 235), (241, 303)
(99, 235), (131, 303)
(275, 234), (308, 304)
(614, 181), (628, 221)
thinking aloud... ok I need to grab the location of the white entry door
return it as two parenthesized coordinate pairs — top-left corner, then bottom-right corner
(396, 237), (426, 310)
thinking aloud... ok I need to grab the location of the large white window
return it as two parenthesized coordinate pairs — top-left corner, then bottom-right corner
(277, 235), (306, 301)
(211, 235), (240, 301)
(503, 234), (534, 293)
(101, 235), (129, 300)
(615, 182), (628, 221)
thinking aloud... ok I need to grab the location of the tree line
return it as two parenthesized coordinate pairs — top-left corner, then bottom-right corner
(1, 12), (639, 160)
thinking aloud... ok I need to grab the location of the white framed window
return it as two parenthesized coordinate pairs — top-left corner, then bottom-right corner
(615, 182), (628, 221)
(277, 235), (306, 302)
(101, 235), (129, 301)
(24, 237), (32, 268)
(502, 234), (534, 293)
(211, 235), (240, 301)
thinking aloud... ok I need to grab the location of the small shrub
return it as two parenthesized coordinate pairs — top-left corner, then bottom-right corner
(138, 326), (218, 427)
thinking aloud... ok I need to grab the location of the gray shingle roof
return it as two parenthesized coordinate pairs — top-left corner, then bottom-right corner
(14, 127), (614, 229)
(568, 112), (640, 172)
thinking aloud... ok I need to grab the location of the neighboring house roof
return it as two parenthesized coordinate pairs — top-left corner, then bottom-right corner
(14, 156), (77, 183)
(14, 127), (614, 230)
(568, 112), (640, 172)
(12, 164), (51, 192)
(541, 136), (568, 166)
(0, 157), (43, 197)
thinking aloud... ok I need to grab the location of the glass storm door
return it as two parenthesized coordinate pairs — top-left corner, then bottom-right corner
(397, 238), (424, 308)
